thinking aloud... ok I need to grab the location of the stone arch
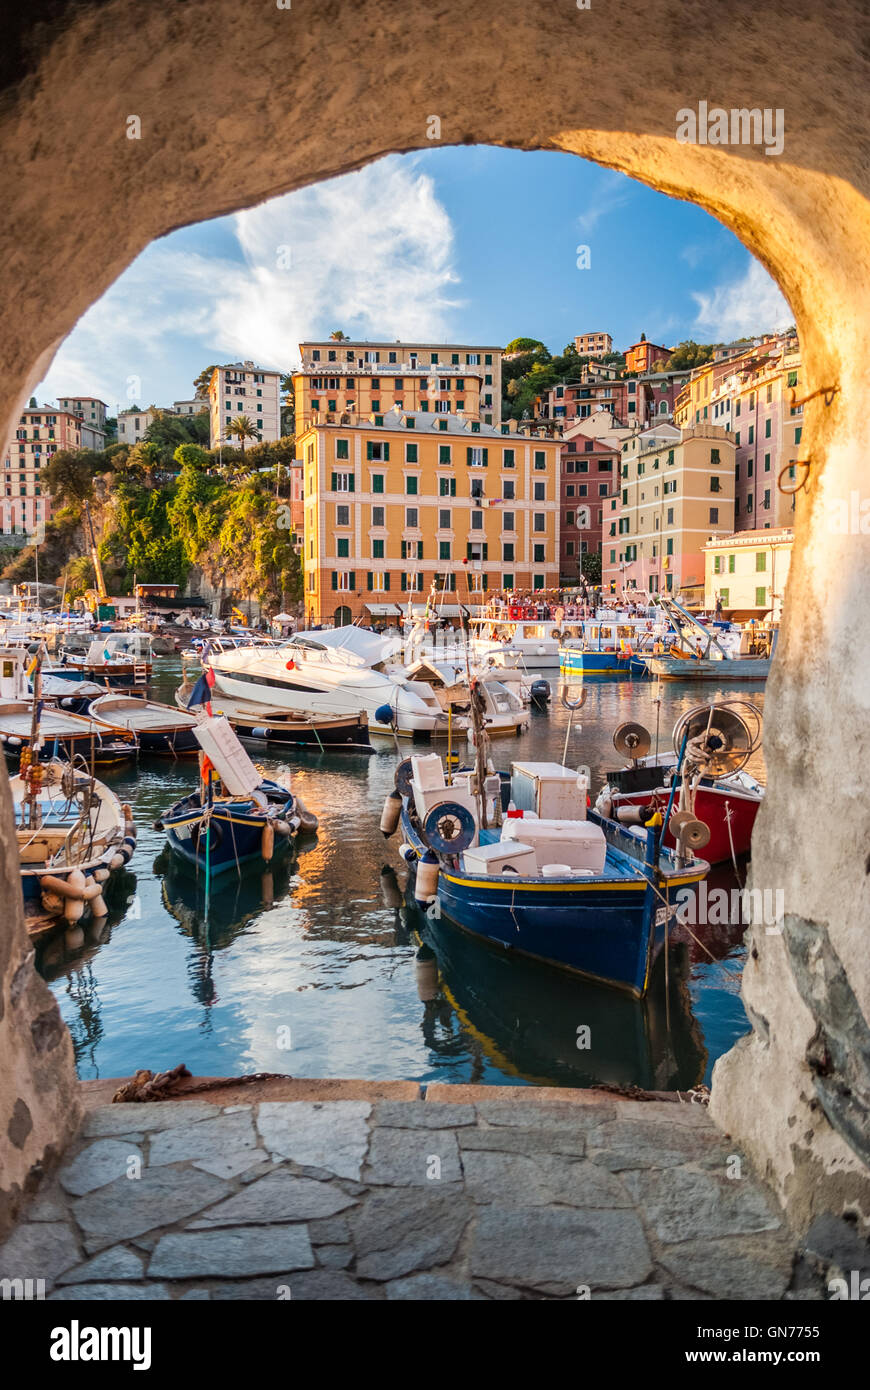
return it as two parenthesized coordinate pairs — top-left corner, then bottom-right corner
(1, 0), (868, 1239)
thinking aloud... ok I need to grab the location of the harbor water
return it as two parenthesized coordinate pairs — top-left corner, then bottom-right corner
(38, 658), (764, 1092)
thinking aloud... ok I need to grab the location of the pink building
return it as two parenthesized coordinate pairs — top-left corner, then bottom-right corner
(560, 433), (618, 583)
(2, 405), (84, 535)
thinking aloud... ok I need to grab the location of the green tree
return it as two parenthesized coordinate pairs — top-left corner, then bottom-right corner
(505, 337), (548, 355)
(173, 442), (209, 471)
(42, 449), (99, 510)
(666, 340), (718, 371)
(329, 330), (349, 341)
(193, 365), (220, 398)
(581, 551), (602, 584)
(226, 416), (261, 452)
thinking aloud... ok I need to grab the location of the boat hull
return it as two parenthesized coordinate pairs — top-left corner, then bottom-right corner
(641, 655), (770, 681)
(607, 784), (761, 863)
(560, 647), (636, 675)
(162, 783), (297, 878)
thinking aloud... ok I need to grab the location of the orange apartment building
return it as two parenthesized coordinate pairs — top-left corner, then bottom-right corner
(298, 407), (560, 625)
(2, 404), (87, 534)
(293, 339), (503, 434)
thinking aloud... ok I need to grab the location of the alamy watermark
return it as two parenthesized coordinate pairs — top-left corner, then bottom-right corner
(676, 103), (784, 157)
(675, 882), (784, 933)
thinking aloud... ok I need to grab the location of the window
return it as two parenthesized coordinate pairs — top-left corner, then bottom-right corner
(534, 451), (546, 470)
(503, 573), (514, 590)
(746, 494), (754, 511)
(710, 448), (720, 464)
(471, 509), (483, 530)
(533, 574), (545, 591)
(439, 541), (451, 560)
(748, 425), (755, 444)
(406, 476), (418, 495)
(366, 441), (389, 461)
(502, 448), (515, 468)
(764, 489), (771, 509)
(439, 509), (451, 529)
(335, 537), (350, 558)
(729, 554), (736, 573)
(502, 542), (515, 562)
(533, 544), (545, 563)
(714, 555), (722, 574)
(439, 476), (456, 497)
(719, 588), (729, 606)
(336, 439), (349, 460)
(787, 370), (798, 388)
(331, 471), (355, 492)
(502, 479), (515, 500)
(372, 506), (385, 527)
(709, 508), (719, 524)
(372, 539), (384, 560)
(765, 417), (772, 438)
(756, 551), (767, 571)
(502, 512), (515, 531)
(406, 507), (418, 528)
(755, 586), (767, 607)
(439, 444), (452, 464)
(534, 482), (545, 501)
(710, 477), (721, 493)
(371, 474), (384, 494)
(336, 504), (350, 526)
(533, 513), (546, 532)
(406, 443), (418, 462)
(467, 446), (488, 467)
(795, 426), (802, 444)
(470, 478), (485, 500)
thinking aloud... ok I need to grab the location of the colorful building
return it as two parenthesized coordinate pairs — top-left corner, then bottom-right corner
(2, 404), (85, 534)
(601, 421), (736, 601)
(294, 340), (503, 432)
(573, 331), (613, 357)
(208, 361), (283, 448)
(297, 407), (560, 625)
(624, 338), (670, 374)
(117, 406), (158, 445)
(704, 527), (793, 620)
(674, 331), (801, 530)
(559, 433), (618, 583)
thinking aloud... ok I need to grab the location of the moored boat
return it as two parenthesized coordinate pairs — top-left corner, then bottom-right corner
(158, 715), (317, 877)
(177, 681), (373, 752)
(387, 752), (708, 997)
(87, 692), (200, 757)
(12, 760), (137, 940)
(0, 701), (137, 766)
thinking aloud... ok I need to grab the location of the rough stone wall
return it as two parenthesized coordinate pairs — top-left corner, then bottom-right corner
(0, 762), (81, 1242)
(0, 0), (868, 1235)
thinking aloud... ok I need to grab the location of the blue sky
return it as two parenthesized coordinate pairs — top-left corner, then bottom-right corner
(36, 147), (792, 416)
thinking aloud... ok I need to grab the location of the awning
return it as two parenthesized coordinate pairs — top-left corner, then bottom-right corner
(364, 603), (404, 615)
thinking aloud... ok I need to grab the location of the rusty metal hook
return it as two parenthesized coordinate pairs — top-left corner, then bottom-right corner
(788, 384), (839, 411)
(777, 458), (812, 496)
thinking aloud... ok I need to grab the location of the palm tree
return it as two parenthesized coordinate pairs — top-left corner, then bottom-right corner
(329, 330), (348, 341)
(225, 416), (260, 453)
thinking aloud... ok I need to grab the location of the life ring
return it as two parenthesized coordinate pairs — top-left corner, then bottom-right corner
(551, 629), (561, 642)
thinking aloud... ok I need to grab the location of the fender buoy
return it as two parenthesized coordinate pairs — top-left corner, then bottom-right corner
(380, 789), (402, 837)
(414, 850), (440, 905)
(261, 820), (275, 862)
(285, 660), (296, 670)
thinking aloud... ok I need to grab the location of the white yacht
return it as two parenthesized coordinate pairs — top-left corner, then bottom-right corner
(203, 625), (453, 737)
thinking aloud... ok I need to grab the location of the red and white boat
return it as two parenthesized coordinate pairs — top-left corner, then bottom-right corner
(595, 702), (764, 865)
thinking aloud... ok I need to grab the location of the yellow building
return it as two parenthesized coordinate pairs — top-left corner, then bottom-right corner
(704, 528), (793, 621)
(299, 407), (561, 625)
(293, 339), (503, 434)
(601, 421), (736, 601)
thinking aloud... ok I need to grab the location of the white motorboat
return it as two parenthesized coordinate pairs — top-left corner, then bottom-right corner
(399, 656), (530, 739)
(202, 625), (455, 737)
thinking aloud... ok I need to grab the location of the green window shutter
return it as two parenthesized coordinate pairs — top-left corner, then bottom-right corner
(406, 444), (418, 462)
(372, 474), (384, 494)
(366, 442), (373, 460)
(348, 475), (355, 492)
(482, 448), (488, 466)
(367, 572), (373, 591)
(383, 443), (390, 461)
(467, 447), (473, 464)
(401, 541), (406, 559)
(331, 572), (337, 591)
(482, 574), (488, 591)
(331, 472), (337, 490)
(466, 543), (472, 560)
(451, 478), (456, 497)
(401, 572), (407, 591)
(482, 543), (488, 561)
(384, 573), (390, 591)
(348, 572), (355, 590)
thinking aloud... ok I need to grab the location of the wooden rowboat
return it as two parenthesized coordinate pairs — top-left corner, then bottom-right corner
(87, 692), (200, 757)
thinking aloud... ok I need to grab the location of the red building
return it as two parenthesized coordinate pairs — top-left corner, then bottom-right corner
(624, 339), (670, 374)
(2, 405), (85, 535)
(560, 433), (619, 583)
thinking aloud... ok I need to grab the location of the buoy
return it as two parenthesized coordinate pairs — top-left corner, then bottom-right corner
(380, 789), (402, 837)
(261, 820), (275, 862)
(274, 818), (292, 837)
(414, 849), (440, 905)
(374, 702), (395, 728)
(398, 842), (417, 863)
(251, 727), (271, 741)
(285, 660), (296, 670)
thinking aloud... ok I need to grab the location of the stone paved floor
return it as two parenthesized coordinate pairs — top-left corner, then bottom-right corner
(0, 1086), (826, 1300)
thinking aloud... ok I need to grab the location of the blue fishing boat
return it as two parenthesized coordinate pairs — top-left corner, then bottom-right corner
(386, 753), (708, 998)
(157, 715), (314, 877)
(559, 614), (673, 675)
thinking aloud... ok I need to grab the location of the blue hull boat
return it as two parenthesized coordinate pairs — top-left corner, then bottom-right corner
(160, 777), (298, 877)
(393, 756), (708, 998)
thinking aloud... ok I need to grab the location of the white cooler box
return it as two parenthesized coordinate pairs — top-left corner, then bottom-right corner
(462, 841), (538, 877)
(501, 817), (607, 875)
(510, 761), (589, 820)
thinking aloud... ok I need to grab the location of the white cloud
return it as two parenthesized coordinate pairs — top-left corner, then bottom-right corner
(35, 156), (462, 410)
(692, 258), (792, 340)
(576, 170), (635, 235)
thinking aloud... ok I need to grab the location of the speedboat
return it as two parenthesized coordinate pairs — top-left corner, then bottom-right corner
(59, 633), (153, 686)
(386, 752), (708, 998)
(201, 625), (455, 738)
(398, 655), (530, 739)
